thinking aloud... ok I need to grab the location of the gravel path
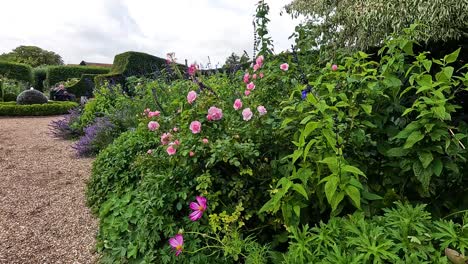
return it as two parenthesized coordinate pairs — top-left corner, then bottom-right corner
(0, 116), (97, 264)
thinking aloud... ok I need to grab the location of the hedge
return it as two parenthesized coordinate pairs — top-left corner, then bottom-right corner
(46, 66), (110, 88)
(0, 101), (78, 116)
(33, 67), (48, 91)
(66, 73), (98, 97)
(0, 61), (33, 83)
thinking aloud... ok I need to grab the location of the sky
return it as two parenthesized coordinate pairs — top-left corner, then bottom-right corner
(0, 0), (300, 68)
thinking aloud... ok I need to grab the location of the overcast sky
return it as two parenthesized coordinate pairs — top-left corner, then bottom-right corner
(0, 0), (300, 67)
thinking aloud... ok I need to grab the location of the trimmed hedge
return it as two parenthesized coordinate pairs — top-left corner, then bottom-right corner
(33, 67), (48, 91)
(46, 66), (110, 88)
(0, 101), (78, 116)
(66, 73), (98, 97)
(0, 61), (32, 83)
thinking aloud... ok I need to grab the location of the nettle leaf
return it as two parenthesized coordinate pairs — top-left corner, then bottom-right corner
(345, 185), (361, 209)
(444, 48), (461, 64)
(418, 152), (434, 169)
(404, 130), (425, 149)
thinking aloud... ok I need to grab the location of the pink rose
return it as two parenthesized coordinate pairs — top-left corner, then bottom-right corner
(189, 121), (202, 134)
(252, 74), (257, 79)
(253, 63), (260, 72)
(187, 90), (197, 104)
(167, 145), (177, 155)
(189, 151), (195, 157)
(331, 64), (338, 71)
(260, 73), (264, 78)
(202, 138), (209, 144)
(174, 140), (181, 145)
(243, 73), (250, 84)
(280, 63), (289, 71)
(148, 121), (160, 131)
(173, 127), (178, 132)
(161, 132), (172, 145)
(256, 55), (264, 66)
(188, 64), (198, 76)
(257, 105), (267, 116)
(246, 82), (255, 90)
(148, 111), (160, 117)
(207, 106), (223, 121)
(147, 149), (153, 154)
(242, 108), (253, 121)
(233, 99), (242, 110)
(244, 90), (251, 96)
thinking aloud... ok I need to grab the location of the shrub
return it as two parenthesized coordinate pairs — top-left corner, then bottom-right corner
(3, 92), (17, 102)
(32, 66), (48, 91)
(72, 117), (116, 157)
(16, 88), (48, 105)
(49, 107), (82, 139)
(0, 101), (78, 116)
(66, 74), (99, 97)
(45, 65), (110, 88)
(0, 61), (32, 83)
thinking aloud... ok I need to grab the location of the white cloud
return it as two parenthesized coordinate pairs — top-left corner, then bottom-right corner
(0, 0), (299, 67)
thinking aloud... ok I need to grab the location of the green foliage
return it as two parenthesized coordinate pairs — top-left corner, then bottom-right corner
(223, 52), (250, 69)
(285, 0), (468, 50)
(2, 92), (17, 102)
(16, 89), (48, 105)
(0, 61), (33, 83)
(254, 0), (274, 56)
(0, 45), (63, 67)
(281, 202), (468, 263)
(46, 65), (110, 88)
(33, 66), (48, 91)
(0, 101), (78, 116)
(66, 74), (99, 97)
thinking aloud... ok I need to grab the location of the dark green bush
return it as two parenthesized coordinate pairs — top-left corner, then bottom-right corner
(33, 67), (48, 91)
(3, 92), (17, 102)
(0, 61), (32, 83)
(0, 101), (78, 116)
(46, 65), (110, 88)
(16, 89), (48, 105)
(66, 74), (98, 97)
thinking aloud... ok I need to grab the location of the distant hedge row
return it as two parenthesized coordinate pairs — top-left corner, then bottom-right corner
(46, 66), (110, 88)
(0, 61), (32, 83)
(0, 101), (78, 116)
(67, 73), (98, 97)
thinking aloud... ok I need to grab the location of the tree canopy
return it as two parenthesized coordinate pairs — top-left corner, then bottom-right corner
(285, 0), (468, 50)
(0, 46), (64, 67)
(223, 52), (250, 68)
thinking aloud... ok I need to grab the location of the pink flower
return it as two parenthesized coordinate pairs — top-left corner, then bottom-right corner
(260, 72), (264, 78)
(280, 63), (289, 71)
(169, 234), (184, 256)
(244, 90), (251, 96)
(147, 149), (153, 154)
(144, 108), (150, 114)
(189, 196), (207, 221)
(161, 133), (172, 145)
(188, 64), (198, 76)
(173, 127), (178, 132)
(189, 121), (202, 134)
(202, 138), (209, 144)
(243, 73), (250, 84)
(148, 121), (160, 131)
(257, 105), (267, 116)
(166, 145), (177, 155)
(207, 106), (223, 121)
(233, 99), (242, 110)
(174, 140), (181, 145)
(148, 111), (160, 118)
(242, 108), (253, 121)
(331, 64), (338, 71)
(252, 74), (257, 79)
(187, 90), (197, 104)
(253, 63), (260, 72)
(256, 55), (264, 66)
(189, 151), (195, 157)
(247, 82), (255, 90)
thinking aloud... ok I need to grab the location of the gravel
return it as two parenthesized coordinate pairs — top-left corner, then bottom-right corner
(0, 116), (98, 264)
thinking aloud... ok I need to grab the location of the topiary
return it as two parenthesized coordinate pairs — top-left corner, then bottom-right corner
(3, 92), (17, 102)
(16, 88), (48, 105)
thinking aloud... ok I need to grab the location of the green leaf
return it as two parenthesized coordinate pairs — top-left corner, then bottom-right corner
(433, 159), (443, 176)
(330, 192), (345, 212)
(292, 183), (308, 200)
(302, 121), (319, 139)
(324, 175), (339, 204)
(362, 191), (383, 201)
(444, 48), (460, 64)
(418, 152), (433, 169)
(386, 147), (409, 157)
(341, 165), (366, 177)
(293, 205), (301, 217)
(345, 185), (361, 209)
(422, 60), (432, 72)
(360, 104), (372, 115)
(404, 130), (424, 149)
(416, 74), (432, 87)
(432, 106), (447, 120)
(413, 161), (433, 193)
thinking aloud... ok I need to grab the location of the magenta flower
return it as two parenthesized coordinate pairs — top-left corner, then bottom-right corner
(187, 90), (197, 104)
(189, 196), (207, 221)
(253, 63), (260, 72)
(169, 234), (184, 256)
(257, 105), (267, 116)
(280, 63), (289, 71)
(188, 64), (198, 76)
(331, 64), (338, 71)
(243, 73), (250, 84)
(256, 55), (264, 66)
(244, 90), (251, 96)
(233, 99), (242, 110)
(148, 121), (160, 131)
(148, 111), (160, 118)
(202, 138), (209, 144)
(161, 132), (172, 145)
(207, 106), (223, 121)
(242, 108), (253, 121)
(189, 121), (202, 134)
(167, 145), (177, 155)
(246, 82), (255, 90)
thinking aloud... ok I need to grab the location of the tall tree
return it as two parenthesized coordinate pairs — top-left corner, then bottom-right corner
(0, 46), (64, 67)
(223, 52), (250, 68)
(285, 0), (468, 50)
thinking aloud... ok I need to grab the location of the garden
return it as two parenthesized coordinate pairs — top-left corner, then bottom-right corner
(1, 0), (468, 263)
